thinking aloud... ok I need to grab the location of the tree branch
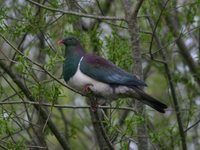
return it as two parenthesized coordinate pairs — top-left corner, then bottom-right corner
(163, 2), (200, 87)
(147, 13), (187, 150)
(122, 0), (148, 149)
(0, 100), (138, 113)
(0, 60), (71, 150)
(184, 118), (200, 133)
(148, 0), (169, 59)
(27, 0), (125, 21)
(133, 0), (145, 18)
(89, 106), (115, 150)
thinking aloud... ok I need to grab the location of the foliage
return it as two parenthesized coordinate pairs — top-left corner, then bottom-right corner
(0, 0), (200, 149)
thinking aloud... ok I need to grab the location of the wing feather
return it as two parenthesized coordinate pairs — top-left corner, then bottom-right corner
(80, 54), (146, 87)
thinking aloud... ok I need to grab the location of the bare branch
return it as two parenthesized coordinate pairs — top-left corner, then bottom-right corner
(0, 100), (137, 113)
(184, 119), (200, 133)
(133, 0), (145, 18)
(148, 0), (170, 60)
(27, 0), (126, 21)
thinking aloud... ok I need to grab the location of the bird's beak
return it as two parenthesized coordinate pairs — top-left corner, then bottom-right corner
(57, 40), (64, 44)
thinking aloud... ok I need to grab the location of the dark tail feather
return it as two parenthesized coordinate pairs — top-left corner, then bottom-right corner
(133, 88), (167, 113)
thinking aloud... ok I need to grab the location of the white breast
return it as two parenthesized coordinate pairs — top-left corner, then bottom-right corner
(67, 57), (113, 96)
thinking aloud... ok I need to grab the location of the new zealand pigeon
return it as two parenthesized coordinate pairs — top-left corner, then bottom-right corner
(58, 37), (167, 113)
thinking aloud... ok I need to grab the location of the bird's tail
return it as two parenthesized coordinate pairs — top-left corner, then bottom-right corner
(132, 87), (167, 113)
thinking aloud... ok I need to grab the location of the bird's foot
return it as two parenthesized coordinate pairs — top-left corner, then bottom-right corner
(82, 84), (93, 95)
(90, 103), (98, 112)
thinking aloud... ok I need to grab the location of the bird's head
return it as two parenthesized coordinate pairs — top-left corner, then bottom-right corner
(58, 37), (80, 47)
(58, 36), (84, 57)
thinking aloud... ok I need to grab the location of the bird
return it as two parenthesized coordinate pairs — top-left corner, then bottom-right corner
(58, 36), (167, 113)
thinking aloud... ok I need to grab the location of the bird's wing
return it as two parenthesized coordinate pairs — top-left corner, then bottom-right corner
(80, 54), (146, 86)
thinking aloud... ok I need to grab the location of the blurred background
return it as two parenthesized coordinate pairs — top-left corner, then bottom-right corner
(0, 0), (200, 149)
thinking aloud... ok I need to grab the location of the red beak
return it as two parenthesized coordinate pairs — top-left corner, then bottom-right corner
(57, 40), (64, 44)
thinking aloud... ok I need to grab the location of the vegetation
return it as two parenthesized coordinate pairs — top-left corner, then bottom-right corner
(0, 0), (200, 149)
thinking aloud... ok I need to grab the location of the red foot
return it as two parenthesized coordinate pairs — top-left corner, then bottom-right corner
(82, 84), (92, 94)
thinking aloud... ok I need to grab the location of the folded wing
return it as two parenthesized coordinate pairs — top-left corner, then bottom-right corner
(80, 54), (147, 87)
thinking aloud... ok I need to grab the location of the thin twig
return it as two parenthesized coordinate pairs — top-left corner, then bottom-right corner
(0, 100), (137, 113)
(148, 0), (169, 60)
(184, 119), (200, 133)
(27, 0), (125, 21)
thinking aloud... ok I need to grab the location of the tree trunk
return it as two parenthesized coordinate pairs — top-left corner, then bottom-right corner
(122, 0), (148, 149)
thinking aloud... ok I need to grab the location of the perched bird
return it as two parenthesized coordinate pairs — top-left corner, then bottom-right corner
(58, 37), (167, 113)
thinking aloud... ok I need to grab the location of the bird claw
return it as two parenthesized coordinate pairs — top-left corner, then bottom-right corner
(82, 84), (93, 95)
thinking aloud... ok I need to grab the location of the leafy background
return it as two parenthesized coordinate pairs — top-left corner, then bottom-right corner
(0, 0), (200, 149)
